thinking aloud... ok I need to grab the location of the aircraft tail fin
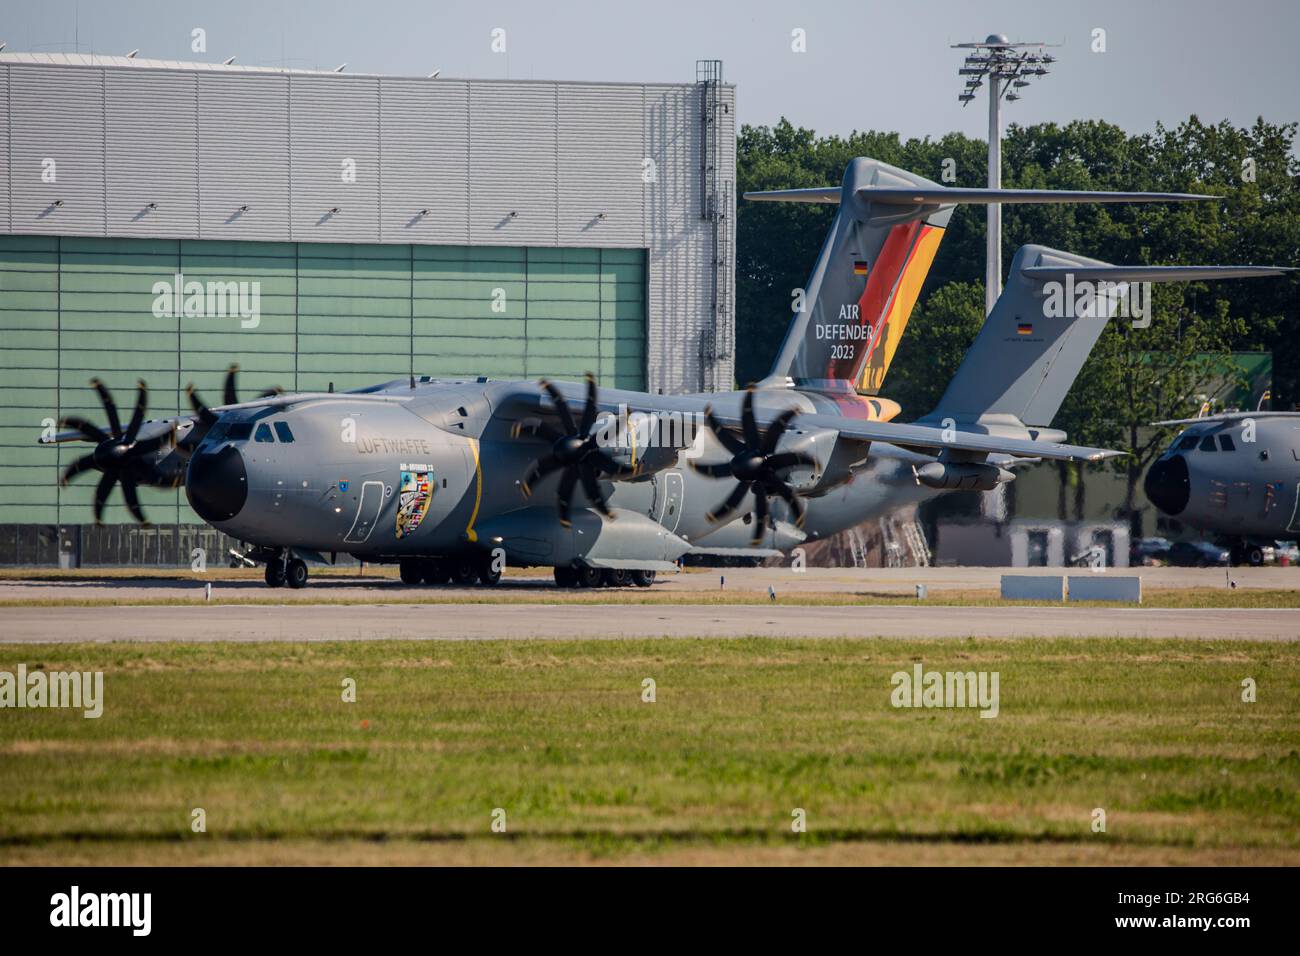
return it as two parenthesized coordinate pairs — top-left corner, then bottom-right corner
(748, 158), (1215, 399)
(919, 245), (1290, 430)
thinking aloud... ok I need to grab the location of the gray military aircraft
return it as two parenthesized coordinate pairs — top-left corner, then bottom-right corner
(1145, 411), (1300, 565)
(41, 156), (1287, 588)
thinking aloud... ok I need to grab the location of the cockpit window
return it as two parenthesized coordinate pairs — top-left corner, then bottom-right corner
(1218, 434), (1236, 451)
(206, 422), (229, 442)
(1198, 435), (1217, 452)
(274, 421), (295, 443)
(1175, 435), (1198, 451)
(227, 422), (253, 441)
(255, 423), (275, 443)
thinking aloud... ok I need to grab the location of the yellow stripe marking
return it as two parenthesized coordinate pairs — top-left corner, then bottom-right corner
(465, 437), (482, 543)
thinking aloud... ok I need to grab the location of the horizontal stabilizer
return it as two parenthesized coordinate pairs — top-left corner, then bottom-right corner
(1152, 411), (1300, 426)
(857, 186), (1213, 206)
(744, 185), (1214, 206)
(1024, 264), (1292, 282)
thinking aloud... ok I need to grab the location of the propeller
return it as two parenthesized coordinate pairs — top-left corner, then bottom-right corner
(512, 373), (636, 527)
(59, 378), (176, 524)
(691, 388), (816, 545)
(186, 363), (282, 426)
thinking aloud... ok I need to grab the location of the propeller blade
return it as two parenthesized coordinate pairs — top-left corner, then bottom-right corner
(257, 387), (284, 398)
(688, 460), (735, 478)
(132, 426), (176, 456)
(766, 451), (817, 472)
(521, 454), (562, 497)
(770, 480), (806, 528)
(750, 490), (769, 545)
(760, 408), (798, 454)
(186, 385), (218, 426)
(90, 378), (122, 437)
(707, 480), (752, 524)
(223, 365), (240, 407)
(60, 454), (98, 486)
(59, 415), (108, 444)
(580, 373), (599, 435)
(119, 478), (148, 524)
(705, 407), (745, 455)
(92, 471), (118, 524)
(540, 379), (577, 434)
(556, 468), (578, 527)
(579, 462), (613, 518)
(124, 380), (148, 443)
(741, 388), (760, 449)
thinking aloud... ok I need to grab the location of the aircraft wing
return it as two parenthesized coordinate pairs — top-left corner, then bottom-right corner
(497, 382), (1120, 463)
(704, 408), (1122, 463)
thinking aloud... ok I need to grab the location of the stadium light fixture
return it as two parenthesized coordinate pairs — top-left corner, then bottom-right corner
(952, 33), (1061, 315)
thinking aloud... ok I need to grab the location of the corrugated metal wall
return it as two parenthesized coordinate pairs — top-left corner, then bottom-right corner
(0, 234), (645, 526)
(0, 62), (736, 393)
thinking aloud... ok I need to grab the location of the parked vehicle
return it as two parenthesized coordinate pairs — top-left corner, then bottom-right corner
(1130, 537), (1172, 566)
(1166, 540), (1231, 567)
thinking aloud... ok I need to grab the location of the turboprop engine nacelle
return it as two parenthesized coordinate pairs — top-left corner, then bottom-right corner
(592, 408), (695, 478)
(915, 461), (1014, 491)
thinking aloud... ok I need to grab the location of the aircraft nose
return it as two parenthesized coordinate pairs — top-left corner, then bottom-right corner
(186, 443), (248, 523)
(1144, 453), (1190, 516)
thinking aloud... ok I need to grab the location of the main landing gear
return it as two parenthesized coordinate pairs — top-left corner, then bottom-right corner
(398, 553), (502, 587)
(553, 565), (655, 589)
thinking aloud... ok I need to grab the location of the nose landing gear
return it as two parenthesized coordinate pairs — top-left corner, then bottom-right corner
(262, 551), (309, 589)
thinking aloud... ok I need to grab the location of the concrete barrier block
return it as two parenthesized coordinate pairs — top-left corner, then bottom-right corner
(1000, 575), (1065, 601)
(1067, 575), (1142, 603)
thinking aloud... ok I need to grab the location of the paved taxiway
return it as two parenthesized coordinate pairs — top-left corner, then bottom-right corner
(1, 566), (1296, 642)
(2, 602), (1296, 643)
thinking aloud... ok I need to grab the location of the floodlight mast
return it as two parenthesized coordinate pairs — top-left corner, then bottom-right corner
(952, 34), (1059, 315)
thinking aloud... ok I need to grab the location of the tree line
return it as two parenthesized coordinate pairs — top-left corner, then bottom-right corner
(735, 116), (1299, 520)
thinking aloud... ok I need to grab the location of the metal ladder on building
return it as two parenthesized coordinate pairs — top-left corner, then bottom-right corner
(696, 59), (730, 391)
(846, 525), (868, 568)
(903, 518), (932, 567)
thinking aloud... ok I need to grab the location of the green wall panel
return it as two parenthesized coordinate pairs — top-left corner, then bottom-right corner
(0, 235), (646, 524)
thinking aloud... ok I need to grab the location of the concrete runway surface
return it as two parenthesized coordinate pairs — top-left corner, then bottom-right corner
(0, 564), (1295, 604)
(1, 565), (1296, 642)
(1, 602), (1297, 643)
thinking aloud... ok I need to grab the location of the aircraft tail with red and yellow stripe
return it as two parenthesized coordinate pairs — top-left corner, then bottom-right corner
(747, 156), (1213, 419)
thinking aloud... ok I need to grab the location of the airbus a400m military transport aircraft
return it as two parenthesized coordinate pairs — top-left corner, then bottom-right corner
(42, 157), (1287, 588)
(1145, 411), (1300, 565)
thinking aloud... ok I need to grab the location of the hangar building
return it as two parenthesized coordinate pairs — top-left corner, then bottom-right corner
(0, 53), (736, 562)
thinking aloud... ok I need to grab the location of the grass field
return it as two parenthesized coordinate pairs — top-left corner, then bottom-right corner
(2, 637), (1297, 865)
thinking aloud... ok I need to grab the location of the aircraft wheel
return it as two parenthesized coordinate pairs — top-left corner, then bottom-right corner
(264, 561), (286, 588)
(574, 565), (603, 589)
(1247, 545), (1266, 567)
(601, 568), (630, 588)
(399, 559), (423, 585)
(631, 569), (656, 588)
(285, 558), (309, 589)
(422, 559), (451, 585)
(477, 555), (503, 586)
(451, 560), (480, 586)
(553, 566), (577, 588)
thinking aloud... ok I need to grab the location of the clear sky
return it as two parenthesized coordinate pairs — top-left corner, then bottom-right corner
(2, 0), (1297, 142)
